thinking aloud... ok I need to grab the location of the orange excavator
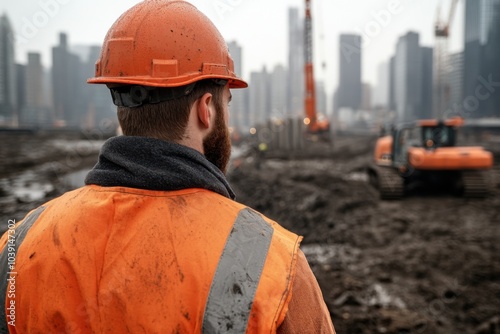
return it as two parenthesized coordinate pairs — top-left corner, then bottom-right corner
(368, 117), (493, 199)
(304, 0), (330, 138)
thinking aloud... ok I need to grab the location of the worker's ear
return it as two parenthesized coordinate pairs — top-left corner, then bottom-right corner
(196, 93), (214, 129)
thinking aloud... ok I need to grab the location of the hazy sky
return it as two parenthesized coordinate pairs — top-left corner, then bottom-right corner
(2, 0), (465, 95)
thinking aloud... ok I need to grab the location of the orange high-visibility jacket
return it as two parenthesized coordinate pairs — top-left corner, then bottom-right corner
(0, 186), (302, 333)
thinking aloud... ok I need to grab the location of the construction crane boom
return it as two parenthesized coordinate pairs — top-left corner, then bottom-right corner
(448, 0), (459, 31)
(435, 0), (459, 37)
(304, 0), (316, 126)
(304, 0), (330, 137)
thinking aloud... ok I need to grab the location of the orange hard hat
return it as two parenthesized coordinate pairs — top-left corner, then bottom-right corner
(87, 0), (247, 89)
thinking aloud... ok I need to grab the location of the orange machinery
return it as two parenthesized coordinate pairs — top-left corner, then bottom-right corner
(369, 117), (493, 199)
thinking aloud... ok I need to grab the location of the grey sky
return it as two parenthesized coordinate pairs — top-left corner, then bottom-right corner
(1, 0), (464, 95)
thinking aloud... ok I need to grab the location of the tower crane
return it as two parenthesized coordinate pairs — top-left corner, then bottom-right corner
(304, 0), (330, 138)
(435, 0), (459, 38)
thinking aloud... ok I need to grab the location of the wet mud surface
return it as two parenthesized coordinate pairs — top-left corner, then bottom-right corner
(0, 132), (103, 232)
(229, 137), (500, 334)
(1, 133), (499, 333)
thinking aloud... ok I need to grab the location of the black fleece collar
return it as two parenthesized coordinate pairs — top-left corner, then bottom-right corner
(85, 136), (235, 200)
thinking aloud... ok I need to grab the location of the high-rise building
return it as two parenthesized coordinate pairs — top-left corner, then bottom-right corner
(448, 52), (464, 116)
(464, 0), (482, 117)
(392, 32), (433, 122)
(85, 46), (117, 132)
(482, 0), (500, 117)
(25, 53), (44, 109)
(464, 0), (500, 118)
(388, 56), (396, 114)
(270, 64), (288, 120)
(53, 33), (83, 127)
(227, 41), (247, 133)
(373, 61), (389, 108)
(249, 67), (270, 127)
(394, 32), (420, 121)
(21, 53), (50, 126)
(336, 34), (362, 111)
(421, 47), (433, 119)
(361, 83), (372, 111)
(16, 64), (26, 119)
(287, 7), (304, 118)
(0, 14), (17, 125)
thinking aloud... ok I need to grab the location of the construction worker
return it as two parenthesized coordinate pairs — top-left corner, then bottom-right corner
(0, 1), (335, 333)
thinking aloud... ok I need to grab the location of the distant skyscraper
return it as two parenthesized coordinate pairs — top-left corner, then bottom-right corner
(394, 32), (432, 122)
(464, 1), (482, 115)
(388, 56), (396, 113)
(421, 47), (433, 119)
(25, 53), (44, 109)
(336, 34), (362, 111)
(464, 0), (500, 118)
(0, 14), (17, 125)
(448, 52), (464, 116)
(249, 67), (270, 126)
(227, 41), (247, 133)
(484, 0), (500, 117)
(85, 46), (117, 131)
(53, 33), (83, 127)
(361, 83), (372, 111)
(288, 7), (304, 118)
(373, 61), (389, 108)
(21, 53), (49, 126)
(16, 64), (26, 118)
(271, 64), (288, 120)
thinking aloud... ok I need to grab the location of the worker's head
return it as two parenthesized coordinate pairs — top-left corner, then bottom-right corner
(116, 79), (232, 173)
(87, 0), (247, 173)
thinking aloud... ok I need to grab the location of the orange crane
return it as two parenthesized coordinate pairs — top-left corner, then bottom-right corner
(304, 0), (330, 137)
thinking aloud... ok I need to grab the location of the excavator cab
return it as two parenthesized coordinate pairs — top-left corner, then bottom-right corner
(421, 122), (456, 149)
(390, 122), (421, 169)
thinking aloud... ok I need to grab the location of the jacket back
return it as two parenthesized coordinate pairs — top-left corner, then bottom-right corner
(0, 185), (302, 333)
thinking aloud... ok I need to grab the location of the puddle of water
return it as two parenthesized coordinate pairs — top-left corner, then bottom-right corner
(13, 183), (54, 203)
(368, 283), (407, 309)
(301, 243), (361, 265)
(0, 167), (91, 205)
(8, 170), (54, 203)
(343, 171), (369, 182)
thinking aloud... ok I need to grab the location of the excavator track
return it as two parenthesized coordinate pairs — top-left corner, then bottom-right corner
(462, 170), (490, 198)
(375, 166), (404, 200)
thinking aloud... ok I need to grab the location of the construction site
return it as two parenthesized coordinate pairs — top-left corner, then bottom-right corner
(0, 0), (499, 332)
(224, 0), (500, 329)
(230, 132), (500, 334)
(0, 129), (499, 333)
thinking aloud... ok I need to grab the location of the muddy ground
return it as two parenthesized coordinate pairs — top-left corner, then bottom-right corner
(1, 133), (499, 333)
(0, 132), (104, 232)
(229, 136), (500, 334)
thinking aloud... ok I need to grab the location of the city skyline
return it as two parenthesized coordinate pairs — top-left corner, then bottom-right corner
(1, 0), (466, 95)
(1, 0), (498, 130)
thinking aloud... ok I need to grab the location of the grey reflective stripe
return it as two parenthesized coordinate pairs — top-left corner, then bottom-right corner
(0, 206), (45, 333)
(202, 208), (274, 334)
